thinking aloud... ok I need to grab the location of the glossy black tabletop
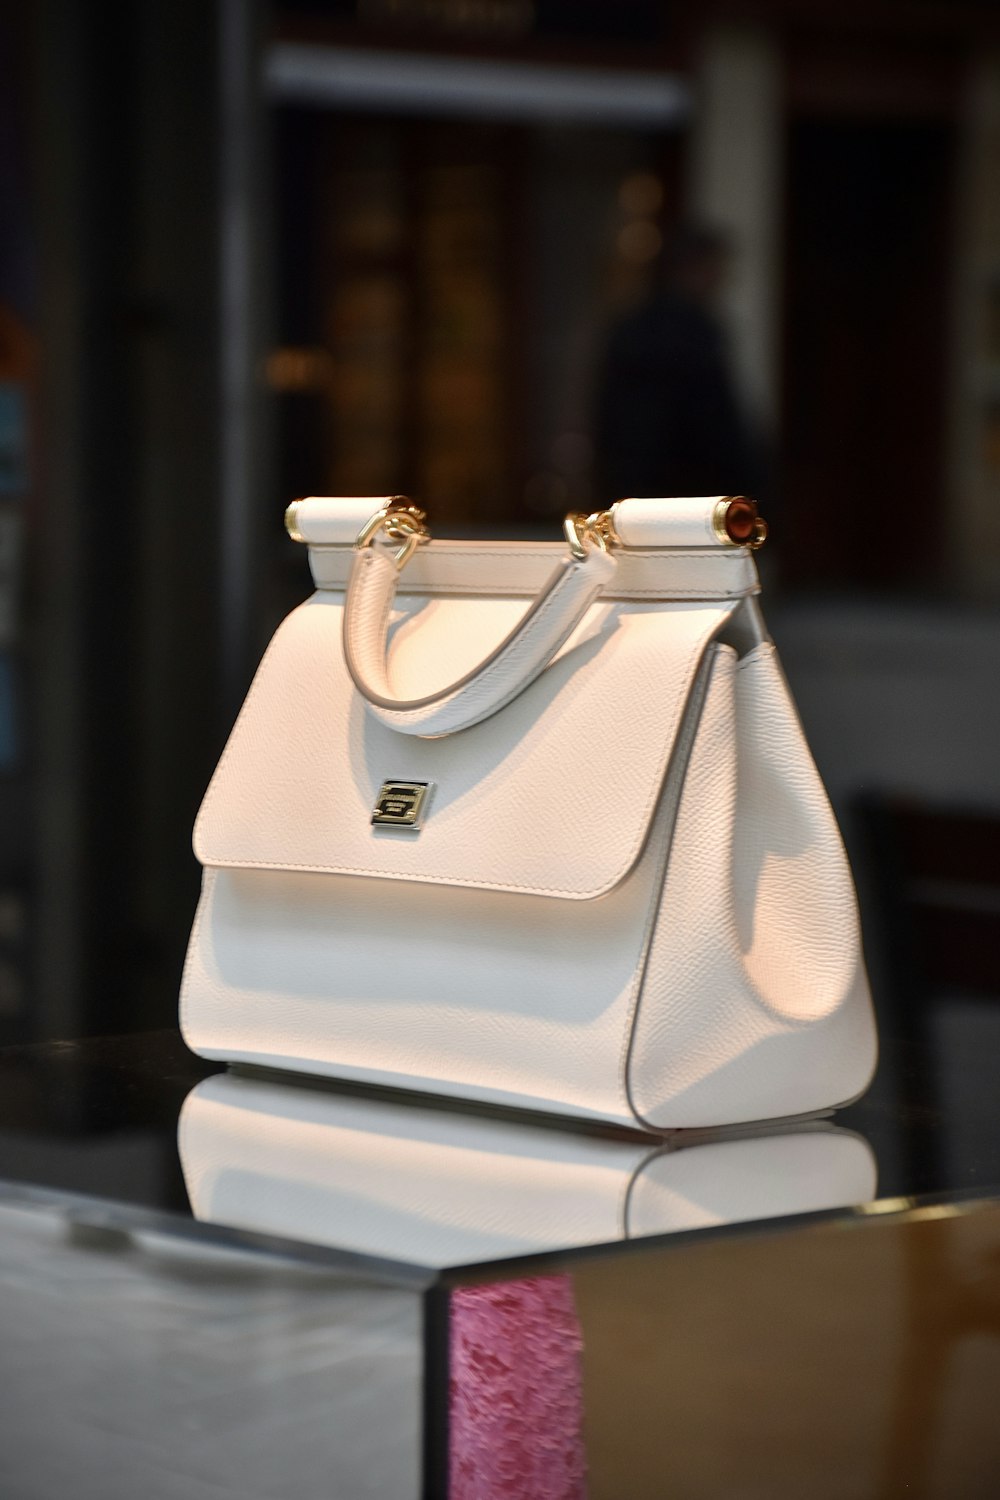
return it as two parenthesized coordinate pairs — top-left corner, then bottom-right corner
(0, 1016), (998, 1257)
(0, 1026), (999, 1499)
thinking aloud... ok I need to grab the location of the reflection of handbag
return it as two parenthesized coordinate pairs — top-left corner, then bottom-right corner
(179, 1072), (878, 1265)
(181, 495), (877, 1128)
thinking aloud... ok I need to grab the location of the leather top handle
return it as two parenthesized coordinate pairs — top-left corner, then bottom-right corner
(343, 541), (616, 737)
(332, 495), (764, 737)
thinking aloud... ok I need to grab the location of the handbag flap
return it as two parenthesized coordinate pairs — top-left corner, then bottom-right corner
(194, 589), (732, 900)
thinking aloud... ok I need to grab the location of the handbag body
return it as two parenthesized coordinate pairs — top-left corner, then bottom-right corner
(181, 495), (877, 1129)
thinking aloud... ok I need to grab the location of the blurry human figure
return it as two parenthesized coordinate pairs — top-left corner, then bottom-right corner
(594, 224), (769, 504)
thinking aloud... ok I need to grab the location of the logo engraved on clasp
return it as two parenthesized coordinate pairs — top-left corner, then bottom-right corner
(371, 780), (431, 830)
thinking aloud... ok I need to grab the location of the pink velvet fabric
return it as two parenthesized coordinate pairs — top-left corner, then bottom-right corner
(449, 1274), (588, 1499)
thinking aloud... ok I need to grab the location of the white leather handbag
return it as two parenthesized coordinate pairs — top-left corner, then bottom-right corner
(179, 1072), (878, 1267)
(180, 495), (877, 1129)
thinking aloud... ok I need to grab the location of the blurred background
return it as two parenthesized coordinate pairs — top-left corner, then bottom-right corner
(0, 0), (999, 1164)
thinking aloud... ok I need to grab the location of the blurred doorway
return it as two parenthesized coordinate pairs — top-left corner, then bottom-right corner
(268, 109), (685, 534)
(263, 104), (687, 635)
(782, 117), (956, 590)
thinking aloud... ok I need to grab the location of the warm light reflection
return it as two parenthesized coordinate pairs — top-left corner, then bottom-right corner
(263, 346), (334, 393)
(618, 170), (664, 217)
(616, 220), (662, 264)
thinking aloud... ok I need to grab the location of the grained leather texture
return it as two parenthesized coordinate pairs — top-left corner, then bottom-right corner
(182, 495), (878, 1128)
(180, 649), (712, 1124)
(309, 541), (760, 600)
(611, 495), (730, 549)
(626, 644), (878, 1128)
(178, 1072), (878, 1266)
(344, 544), (617, 735)
(292, 495), (392, 544)
(193, 592), (731, 899)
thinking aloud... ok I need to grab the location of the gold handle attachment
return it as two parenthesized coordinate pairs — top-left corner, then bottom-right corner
(354, 497), (430, 571)
(563, 509), (621, 560)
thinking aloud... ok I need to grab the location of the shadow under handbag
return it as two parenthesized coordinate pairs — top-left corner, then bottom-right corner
(181, 495), (877, 1128)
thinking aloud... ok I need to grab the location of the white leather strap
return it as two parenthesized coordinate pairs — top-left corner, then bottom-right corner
(344, 541), (617, 737)
(309, 541), (759, 600)
(611, 496), (729, 548)
(291, 495), (738, 549)
(288, 497), (391, 545)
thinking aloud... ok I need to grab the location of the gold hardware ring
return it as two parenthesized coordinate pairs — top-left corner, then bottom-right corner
(355, 497), (430, 572)
(564, 509), (621, 560)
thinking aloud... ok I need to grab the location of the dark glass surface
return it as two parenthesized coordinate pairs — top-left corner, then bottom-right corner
(0, 1022), (998, 1269)
(0, 1029), (998, 1498)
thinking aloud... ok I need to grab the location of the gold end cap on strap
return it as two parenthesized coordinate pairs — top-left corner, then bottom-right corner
(284, 499), (305, 543)
(713, 496), (768, 550)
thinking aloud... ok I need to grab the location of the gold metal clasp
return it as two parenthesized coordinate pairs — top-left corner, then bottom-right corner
(371, 780), (432, 829)
(563, 508), (621, 560)
(356, 497), (431, 571)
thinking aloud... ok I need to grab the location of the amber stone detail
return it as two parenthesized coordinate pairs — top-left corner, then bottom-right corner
(723, 496), (758, 544)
